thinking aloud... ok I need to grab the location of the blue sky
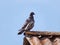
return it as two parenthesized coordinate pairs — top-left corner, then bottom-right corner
(0, 0), (60, 45)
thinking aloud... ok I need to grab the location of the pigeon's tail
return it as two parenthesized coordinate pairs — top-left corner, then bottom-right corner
(18, 29), (24, 35)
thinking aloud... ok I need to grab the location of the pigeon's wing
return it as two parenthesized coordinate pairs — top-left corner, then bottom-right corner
(24, 21), (34, 31)
(18, 19), (30, 35)
(21, 19), (30, 29)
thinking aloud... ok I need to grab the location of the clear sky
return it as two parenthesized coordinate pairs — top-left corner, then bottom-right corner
(0, 0), (60, 45)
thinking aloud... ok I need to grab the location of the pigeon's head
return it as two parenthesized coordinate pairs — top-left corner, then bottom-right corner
(30, 12), (35, 16)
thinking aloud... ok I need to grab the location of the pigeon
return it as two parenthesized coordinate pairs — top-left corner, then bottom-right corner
(18, 12), (35, 35)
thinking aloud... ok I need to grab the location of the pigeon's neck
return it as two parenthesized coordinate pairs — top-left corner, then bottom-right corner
(29, 15), (34, 21)
(30, 15), (33, 18)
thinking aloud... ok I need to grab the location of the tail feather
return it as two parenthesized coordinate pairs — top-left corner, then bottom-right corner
(18, 29), (24, 35)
